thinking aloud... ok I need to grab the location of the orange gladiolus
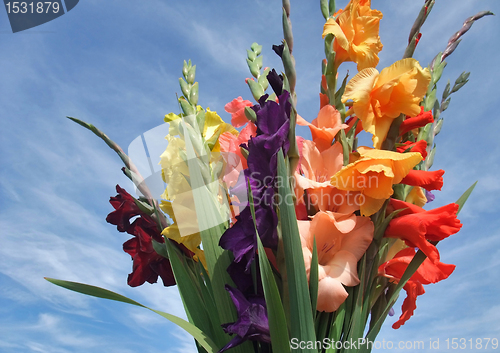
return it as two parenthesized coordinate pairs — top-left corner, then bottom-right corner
(298, 211), (374, 312)
(342, 58), (431, 149)
(322, 0), (383, 71)
(330, 147), (422, 216)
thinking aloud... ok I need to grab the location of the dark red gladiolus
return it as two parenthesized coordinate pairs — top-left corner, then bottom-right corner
(107, 185), (180, 287)
(106, 185), (141, 232)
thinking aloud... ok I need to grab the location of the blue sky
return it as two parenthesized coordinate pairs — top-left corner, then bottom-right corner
(1, 1), (499, 352)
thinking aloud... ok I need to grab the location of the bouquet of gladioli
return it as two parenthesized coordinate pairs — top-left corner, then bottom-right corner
(46, 0), (493, 352)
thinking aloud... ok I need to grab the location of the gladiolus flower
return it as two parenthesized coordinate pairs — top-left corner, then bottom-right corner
(378, 247), (455, 328)
(330, 147), (422, 216)
(219, 122), (257, 191)
(298, 211), (374, 312)
(219, 286), (271, 352)
(401, 169), (444, 191)
(225, 97), (254, 128)
(405, 186), (427, 207)
(342, 58), (431, 149)
(296, 105), (348, 152)
(322, 0), (383, 71)
(107, 185), (187, 287)
(295, 139), (359, 215)
(396, 140), (428, 160)
(220, 91), (292, 271)
(399, 107), (434, 135)
(385, 199), (462, 263)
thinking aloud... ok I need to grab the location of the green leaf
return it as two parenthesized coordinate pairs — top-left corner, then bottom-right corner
(44, 278), (219, 353)
(181, 120), (255, 353)
(258, 67), (271, 92)
(326, 303), (345, 352)
(256, 228), (291, 353)
(276, 150), (317, 353)
(246, 49), (256, 61)
(424, 88), (436, 112)
(309, 239), (319, 320)
(165, 240), (227, 349)
(456, 181), (477, 214)
(451, 71), (470, 93)
(329, 0), (336, 17)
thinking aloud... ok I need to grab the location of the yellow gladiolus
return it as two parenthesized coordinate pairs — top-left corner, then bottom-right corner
(330, 147), (422, 216)
(322, 0), (383, 71)
(342, 58), (431, 149)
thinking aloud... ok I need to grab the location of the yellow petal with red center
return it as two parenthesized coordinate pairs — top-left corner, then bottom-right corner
(330, 162), (363, 192)
(357, 168), (394, 199)
(358, 147), (422, 182)
(350, 16), (383, 70)
(203, 109), (238, 152)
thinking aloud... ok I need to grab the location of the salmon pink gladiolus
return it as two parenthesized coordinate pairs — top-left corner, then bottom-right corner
(295, 139), (359, 215)
(298, 211), (374, 312)
(296, 105), (348, 152)
(225, 96), (254, 128)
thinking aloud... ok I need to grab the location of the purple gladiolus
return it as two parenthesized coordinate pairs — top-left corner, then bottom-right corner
(220, 90), (291, 272)
(218, 285), (271, 353)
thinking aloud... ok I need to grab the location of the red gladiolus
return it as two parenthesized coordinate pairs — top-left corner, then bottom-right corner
(400, 169), (444, 191)
(385, 200), (462, 263)
(396, 140), (428, 159)
(399, 107), (434, 135)
(378, 247), (455, 328)
(394, 281), (425, 329)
